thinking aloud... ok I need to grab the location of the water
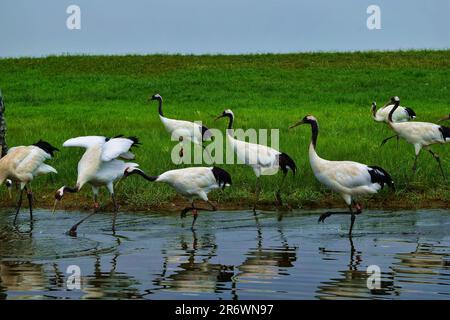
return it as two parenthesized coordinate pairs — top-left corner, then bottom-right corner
(0, 208), (449, 300)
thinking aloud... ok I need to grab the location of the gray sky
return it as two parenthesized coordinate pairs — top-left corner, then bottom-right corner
(0, 0), (448, 57)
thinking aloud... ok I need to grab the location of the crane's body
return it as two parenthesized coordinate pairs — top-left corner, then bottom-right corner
(385, 97), (449, 178)
(54, 135), (141, 235)
(124, 166), (231, 228)
(290, 115), (394, 235)
(216, 109), (296, 211)
(372, 101), (416, 123)
(0, 140), (58, 223)
(151, 94), (212, 158)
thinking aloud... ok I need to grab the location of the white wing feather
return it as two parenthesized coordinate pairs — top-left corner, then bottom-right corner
(63, 136), (106, 149)
(101, 138), (135, 162)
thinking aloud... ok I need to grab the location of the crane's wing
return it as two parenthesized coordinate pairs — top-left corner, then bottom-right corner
(63, 136), (106, 149)
(101, 137), (137, 162)
(15, 146), (51, 176)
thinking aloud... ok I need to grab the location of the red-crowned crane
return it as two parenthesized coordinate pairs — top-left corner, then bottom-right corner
(290, 115), (394, 236)
(0, 140), (58, 224)
(123, 166), (231, 229)
(53, 135), (141, 235)
(385, 97), (450, 179)
(215, 109), (297, 212)
(150, 94), (213, 159)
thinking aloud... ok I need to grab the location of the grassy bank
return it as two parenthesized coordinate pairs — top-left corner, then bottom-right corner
(0, 51), (449, 212)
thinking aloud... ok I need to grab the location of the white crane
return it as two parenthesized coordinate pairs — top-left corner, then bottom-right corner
(123, 166), (231, 229)
(372, 97), (416, 146)
(215, 109), (297, 212)
(385, 97), (449, 179)
(0, 140), (58, 224)
(290, 115), (394, 236)
(52, 135), (141, 235)
(150, 94), (213, 159)
(371, 97), (416, 123)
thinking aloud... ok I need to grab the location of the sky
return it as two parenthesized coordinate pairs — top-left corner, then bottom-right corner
(0, 0), (448, 57)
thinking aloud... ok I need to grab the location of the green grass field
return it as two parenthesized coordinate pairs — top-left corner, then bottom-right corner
(0, 50), (449, 211)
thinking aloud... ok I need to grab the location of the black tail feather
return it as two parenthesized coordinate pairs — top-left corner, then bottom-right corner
(33, 140), (59, 157)
(439, 126), (450, 141)
(405, 107), (416, 119)
(278, 152), (297, 175)
(212, 166), (232, 190)
(368, 166), (394, 190)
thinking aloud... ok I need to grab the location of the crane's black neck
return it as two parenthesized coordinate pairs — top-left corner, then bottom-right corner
(155, 97), (164, 117)
(63, 186), (79, 193)
(388, 101), (400, 123)
(129, 169), (158, 182)
(309, 120), (319, 149)
(371, 103), (377, 117)
(225, 114), (234, 130)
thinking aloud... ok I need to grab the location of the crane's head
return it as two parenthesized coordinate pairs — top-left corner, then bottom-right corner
(439, 114), (450, 122)
(52, 186), (66, 214)
(149, 93), (162, 102)
(5, 179), (12, 199)
(289, 115), (318, 129)
(391, 96), (400, 103)
(214, 109), (234, 120)
(123, 166), (140, 178)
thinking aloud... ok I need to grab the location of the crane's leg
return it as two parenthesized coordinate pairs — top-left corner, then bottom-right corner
(111, 193), (119, 232)
(427, 150), (446, 181)
(202, 145), (214, 163)
(412, 146), (421, 173)
(13, 188), (24, 224)
(253, 177), (261, 214)
(318, 202), (362, 236)
(25, 185), (33, 221)
(180, 200), (217, 230)
(275, 171), (287, 206)
(380, 135), (398, 147)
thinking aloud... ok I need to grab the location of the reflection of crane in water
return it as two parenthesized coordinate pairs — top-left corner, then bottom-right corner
(316, 237), (398, 299)
(154, 230), (235, 298)
(391, 241), (449, 294)
(233, 214), (298, 299)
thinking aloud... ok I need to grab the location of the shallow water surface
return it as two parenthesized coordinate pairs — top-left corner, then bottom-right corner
(0, 209), (449, 300)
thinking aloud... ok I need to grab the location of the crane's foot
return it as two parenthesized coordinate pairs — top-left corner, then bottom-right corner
(67, 226), (78, 237)
(318, 212), (332, 223)
(180, 207), (191, 219)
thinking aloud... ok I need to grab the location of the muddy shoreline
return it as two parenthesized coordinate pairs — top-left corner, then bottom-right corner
(0, 195), (448, 213)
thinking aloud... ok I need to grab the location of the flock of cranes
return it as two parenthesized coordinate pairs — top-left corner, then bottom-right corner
(0, 94), (449, 236)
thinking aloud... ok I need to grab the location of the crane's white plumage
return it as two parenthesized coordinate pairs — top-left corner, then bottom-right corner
(216, 109), (296, 210)
(371, 99), (416, 123)
(54, 135), (141, 234)
(290, 115), (394, 235)
(150, 94), (212, 157)
(124, 166), (231, 228)
(0, 140), (59, 223)
(386, 97), (449, 177)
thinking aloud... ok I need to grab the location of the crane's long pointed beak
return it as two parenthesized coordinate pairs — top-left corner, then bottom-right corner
(214, 115), (224, 121)
(438, 115), (450, 122)
(8, 188), (12, 199)
(289, 121), (304, 129)
(52, 199), (59, 214)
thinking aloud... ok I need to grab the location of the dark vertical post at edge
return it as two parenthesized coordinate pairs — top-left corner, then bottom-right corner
(0, 89), (7, 157)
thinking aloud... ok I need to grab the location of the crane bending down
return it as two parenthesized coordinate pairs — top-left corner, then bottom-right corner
(290, 115), (394, 236)
(53, 135), (141, 235)
(150, 94), (213, 160)
(123, 166), (231, 229)
(385, 97), (450, 179)
(215, 109), (296, 212)
(0, 140), (58, 224)
(372, 97), (416, 146)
